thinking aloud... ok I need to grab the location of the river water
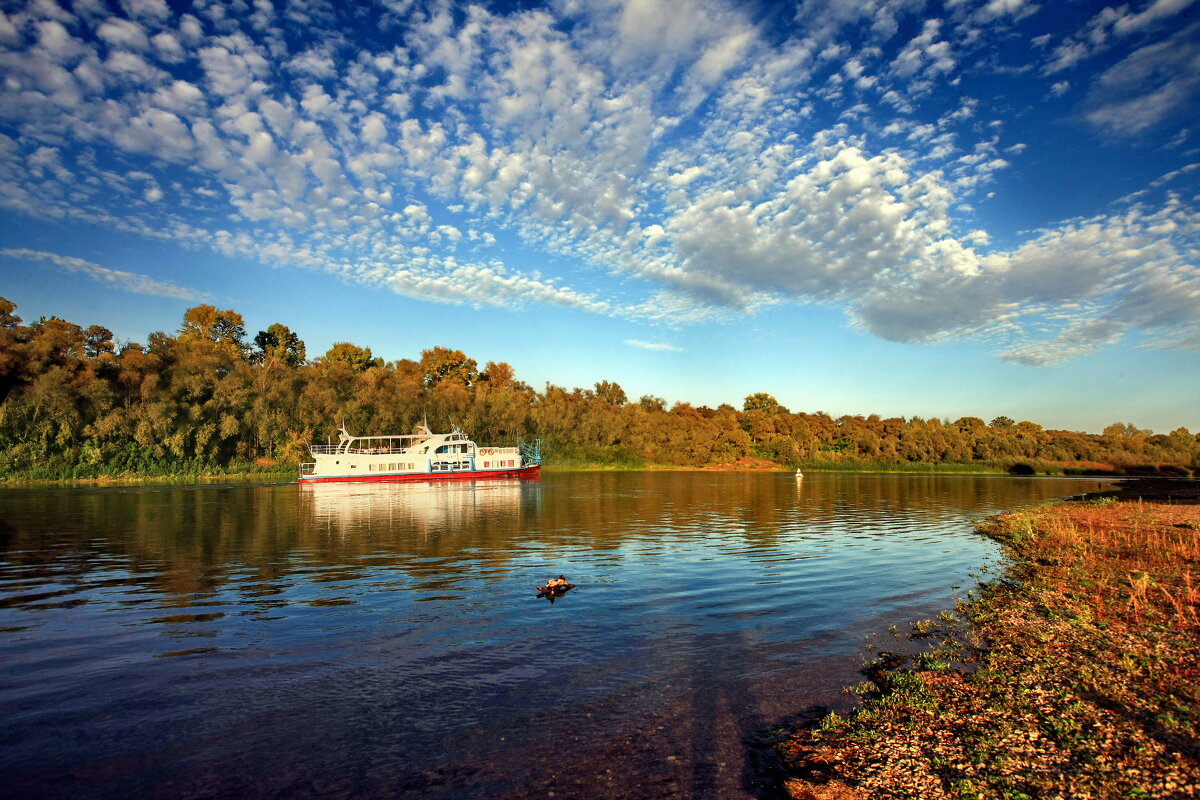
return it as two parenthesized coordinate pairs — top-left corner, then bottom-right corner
(0, 472), (1106, 799)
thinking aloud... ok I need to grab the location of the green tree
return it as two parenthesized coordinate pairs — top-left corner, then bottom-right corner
(253, 323), (306, 366)
(0, 296), (29, 405)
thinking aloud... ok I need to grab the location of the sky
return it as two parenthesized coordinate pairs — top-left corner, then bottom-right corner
(0, 0), (1198, 434)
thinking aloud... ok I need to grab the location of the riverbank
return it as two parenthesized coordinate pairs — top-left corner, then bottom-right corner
(0, 461), (1003, 483)
(775, 480), (1200, 799)
(544, 456), (1193, 476)
(1, 461), (1191, 487)
(0, 466), (297, 487)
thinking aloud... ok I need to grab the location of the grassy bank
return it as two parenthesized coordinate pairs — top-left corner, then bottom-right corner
(0, 462), (297, 485)
(795, 460), (1009, 475)
(776, 483), (1200, 799)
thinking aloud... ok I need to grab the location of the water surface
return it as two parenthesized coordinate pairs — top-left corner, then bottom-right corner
(0, 472), (1105, 798)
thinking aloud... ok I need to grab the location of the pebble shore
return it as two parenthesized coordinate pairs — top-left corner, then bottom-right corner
(777, 479), (1200, 799)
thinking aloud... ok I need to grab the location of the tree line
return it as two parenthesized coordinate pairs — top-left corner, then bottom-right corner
(0, 297), (1196, 479)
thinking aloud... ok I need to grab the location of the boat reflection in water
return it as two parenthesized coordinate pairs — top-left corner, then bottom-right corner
(298, 477), (540, 539)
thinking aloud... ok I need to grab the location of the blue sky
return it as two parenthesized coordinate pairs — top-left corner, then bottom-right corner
(0, 0), (1197, 433)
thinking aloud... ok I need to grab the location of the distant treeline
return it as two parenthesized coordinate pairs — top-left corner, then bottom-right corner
(0, 297), (1197, 480)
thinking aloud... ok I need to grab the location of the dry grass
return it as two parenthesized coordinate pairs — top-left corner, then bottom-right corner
(777, 495), (1200, 799)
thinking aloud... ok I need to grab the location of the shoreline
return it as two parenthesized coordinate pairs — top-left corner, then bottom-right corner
(0, 466), (1192, 489)
(775, 479), (1200, 799)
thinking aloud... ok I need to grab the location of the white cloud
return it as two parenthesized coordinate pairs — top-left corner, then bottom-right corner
(891, 19), (954, 80)
(0, 248), (207, 300)
(1042, 0), (1197, 75)
(0, 0), (1194, 370)
(119, 0), (170, 23)
(625, 339), (685, 352)
(1082, 23), (1200, 137)
(96, 17), (150, 50)
(1112, 0), (1196, 36)
(974, 0), (1039, 23)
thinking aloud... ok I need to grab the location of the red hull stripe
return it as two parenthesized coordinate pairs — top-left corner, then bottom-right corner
(298, 465), (541, 484)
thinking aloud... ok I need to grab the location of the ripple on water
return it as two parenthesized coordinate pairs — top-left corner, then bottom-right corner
(0, 473), (1108, 799)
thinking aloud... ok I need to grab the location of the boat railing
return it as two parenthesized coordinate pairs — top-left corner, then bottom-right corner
(309, 444), (415, 455)
(299, 462), (316, 476)
(519, 439), (542, 464)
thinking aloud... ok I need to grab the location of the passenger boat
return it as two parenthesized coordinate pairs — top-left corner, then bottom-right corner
(299, 425), (541, 484)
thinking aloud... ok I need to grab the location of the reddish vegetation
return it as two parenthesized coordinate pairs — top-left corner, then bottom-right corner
(777, 481), (1200, 799)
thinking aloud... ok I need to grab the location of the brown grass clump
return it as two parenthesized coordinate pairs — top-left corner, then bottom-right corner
(777, 494), (1200, 799)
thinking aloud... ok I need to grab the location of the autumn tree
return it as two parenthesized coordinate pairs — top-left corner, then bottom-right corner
(594, 380), (627, 406)
(479, 361), (516, 388)
(639, 395), (666, 412)
(323, 342), (380, 373)
(1, 297), (1195, 478)
(84, 325), (115, 359)
(178, 304), (248, 363)
(420, 346), (478, 387)
(744, 392), (787, 414)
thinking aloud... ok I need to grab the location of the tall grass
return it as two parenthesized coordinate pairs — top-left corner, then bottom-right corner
(988, 500), (1200, 630)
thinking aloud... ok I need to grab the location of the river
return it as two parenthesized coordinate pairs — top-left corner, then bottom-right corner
(0, 472), (1107, 799)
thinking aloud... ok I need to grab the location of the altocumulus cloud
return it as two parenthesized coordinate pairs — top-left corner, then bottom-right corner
(0, 0), (1196, 364)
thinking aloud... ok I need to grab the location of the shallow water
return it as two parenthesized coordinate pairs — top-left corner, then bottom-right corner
(0, 472), (1106, 798)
